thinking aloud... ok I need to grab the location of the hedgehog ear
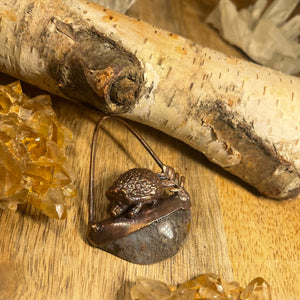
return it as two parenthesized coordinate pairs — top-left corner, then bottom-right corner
(116, 189), (126, 200)
(120, 189), (126, 194)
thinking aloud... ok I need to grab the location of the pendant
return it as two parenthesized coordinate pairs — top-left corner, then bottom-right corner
(87, 115), (191, 265)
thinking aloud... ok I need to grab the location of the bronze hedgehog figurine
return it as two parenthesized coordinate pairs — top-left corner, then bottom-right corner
(105, 168), (163, 218)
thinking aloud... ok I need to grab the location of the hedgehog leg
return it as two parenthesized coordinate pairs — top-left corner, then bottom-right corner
(110, 202), (128, 217)
(127, 202), (144, 218)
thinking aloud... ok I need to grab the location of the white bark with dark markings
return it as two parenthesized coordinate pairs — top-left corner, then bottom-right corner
(0, 0), (299, 199)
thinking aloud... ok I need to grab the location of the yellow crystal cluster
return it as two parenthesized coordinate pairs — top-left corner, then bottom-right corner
(0, 81), (76, 219)
(131, 273), (271, 300)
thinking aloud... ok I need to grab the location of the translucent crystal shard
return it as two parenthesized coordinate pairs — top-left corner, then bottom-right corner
(240, 277), (271, 300)
(131, 274), (271, 300)
(178, 273), (242, 299)
(130, 277), (195, 300)
(130, 277), (173, 299)
(0, 81), (76, 219)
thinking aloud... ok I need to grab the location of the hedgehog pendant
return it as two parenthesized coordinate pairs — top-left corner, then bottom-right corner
(87, 115), (191, 265)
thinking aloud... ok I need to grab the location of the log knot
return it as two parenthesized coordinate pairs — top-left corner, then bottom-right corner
(48, 19), (144, 113)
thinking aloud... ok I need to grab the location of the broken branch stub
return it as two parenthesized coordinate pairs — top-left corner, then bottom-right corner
(0, 0), (300, 199)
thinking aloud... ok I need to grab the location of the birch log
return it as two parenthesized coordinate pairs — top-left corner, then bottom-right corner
(0, 0), (299, 199)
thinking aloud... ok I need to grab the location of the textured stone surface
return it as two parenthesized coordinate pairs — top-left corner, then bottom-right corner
(99, 208), (191, 265)
(0, 81), (76, 218)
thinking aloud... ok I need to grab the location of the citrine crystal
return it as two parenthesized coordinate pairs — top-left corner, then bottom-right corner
(130, 274), (271, 300)
(0, 81), (76, 219)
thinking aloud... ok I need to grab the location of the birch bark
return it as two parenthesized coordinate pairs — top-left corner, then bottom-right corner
(0, 0), (299, 199)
